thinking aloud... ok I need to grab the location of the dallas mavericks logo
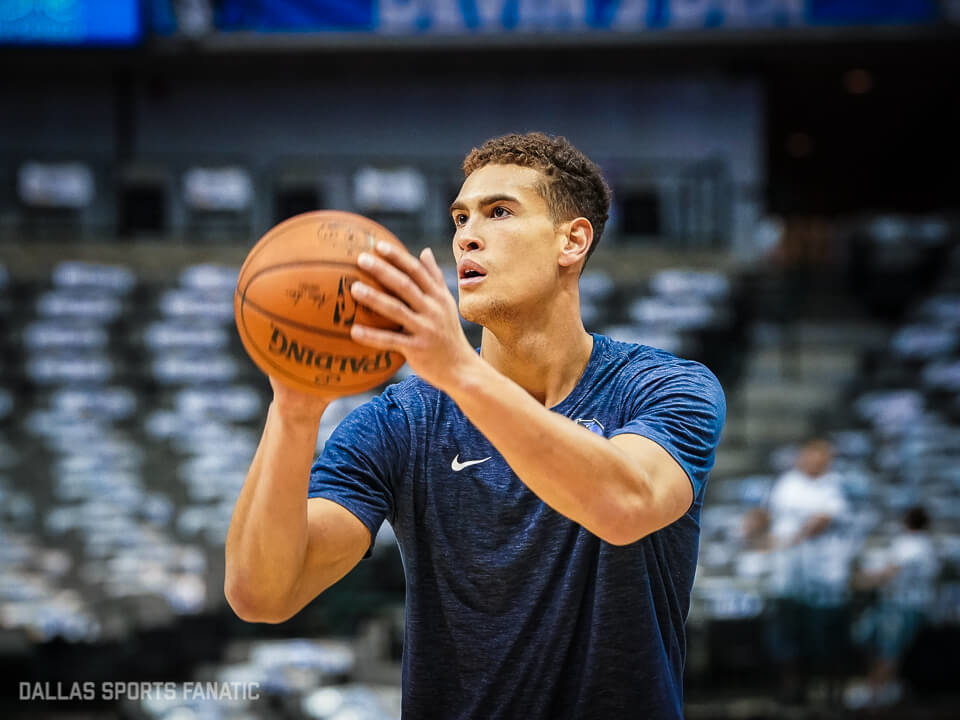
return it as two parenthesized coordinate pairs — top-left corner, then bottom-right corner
(574, 418), (605, 436)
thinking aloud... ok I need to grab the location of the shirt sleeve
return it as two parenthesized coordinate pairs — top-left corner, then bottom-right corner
(608, 360), (726, 506)
(308, 382), (411, 556)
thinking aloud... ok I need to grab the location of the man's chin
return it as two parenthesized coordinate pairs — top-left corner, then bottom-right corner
(459, 295), (514, 329)
(459, 293), (497, 325)
(457, 299), (482, 325)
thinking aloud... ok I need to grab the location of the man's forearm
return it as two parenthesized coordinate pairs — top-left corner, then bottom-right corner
(224, 404), (321, 618)
(444, 357), (650, 545)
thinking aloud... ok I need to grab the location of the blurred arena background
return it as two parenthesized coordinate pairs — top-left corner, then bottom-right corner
(1, 1), (959, 718)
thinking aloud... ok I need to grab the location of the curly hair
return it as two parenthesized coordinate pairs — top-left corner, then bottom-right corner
(462, 132), (611, 267)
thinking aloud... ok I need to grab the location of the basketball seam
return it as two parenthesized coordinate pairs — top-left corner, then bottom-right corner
(238, 213), (323, 292)
(245, 260), (364, 287)
(236, 211), (394, 293)
(239, 260), (398, 336)
(237, 292), (355, 340)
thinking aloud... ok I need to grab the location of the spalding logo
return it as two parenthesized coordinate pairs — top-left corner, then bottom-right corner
(268, 325), (393, 374)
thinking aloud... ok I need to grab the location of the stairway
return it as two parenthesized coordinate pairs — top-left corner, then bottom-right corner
(712, 318), (888, 481)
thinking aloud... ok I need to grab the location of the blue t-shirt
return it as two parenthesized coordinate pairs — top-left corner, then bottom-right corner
(308, 333), (725, 719)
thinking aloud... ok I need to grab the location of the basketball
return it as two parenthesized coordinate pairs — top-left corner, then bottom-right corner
(234, 210), (406, 398)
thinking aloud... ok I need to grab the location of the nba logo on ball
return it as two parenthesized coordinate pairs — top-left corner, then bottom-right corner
(575, 418), (605, 436)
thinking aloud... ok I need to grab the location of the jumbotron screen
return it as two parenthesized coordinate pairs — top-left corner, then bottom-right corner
(0, 0), (141, 46)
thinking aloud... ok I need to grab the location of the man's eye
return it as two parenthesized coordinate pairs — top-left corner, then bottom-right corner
(492, 207), (509, 218)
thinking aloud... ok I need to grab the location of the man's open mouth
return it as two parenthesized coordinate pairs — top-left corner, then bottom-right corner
(457, 259), (487, 284)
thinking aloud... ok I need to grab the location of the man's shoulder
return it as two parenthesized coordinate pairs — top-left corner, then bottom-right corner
(371, 373), (457, 426)
(772, 470), (838, 500)
(596, 334), (723, 398)
(769, 470), (802, 497)
(599, 333), (712, 374)
(330, 375), (437, 447)
(378, 373), (436, 409)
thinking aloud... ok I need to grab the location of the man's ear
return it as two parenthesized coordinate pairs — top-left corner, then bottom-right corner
(558, 217), (594, 269)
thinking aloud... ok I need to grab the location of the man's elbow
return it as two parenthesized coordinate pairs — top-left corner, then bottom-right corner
(601, 528), (644, 547)
(224, 576), (298, 624)
(593, 501), (651, 546)
(600, 512), (652, 546)
(599, 484), (680, 546)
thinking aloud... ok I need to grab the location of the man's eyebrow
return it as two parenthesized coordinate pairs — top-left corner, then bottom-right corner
(449, 194), (520, 215)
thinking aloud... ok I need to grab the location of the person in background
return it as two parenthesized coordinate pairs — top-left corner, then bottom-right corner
(739, 505), (774, 552)
(846, 506), (941, 709)
(768, 438), (848, 549)
(764, 438), (853, 703)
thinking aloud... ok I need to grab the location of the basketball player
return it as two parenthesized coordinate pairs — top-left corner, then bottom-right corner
(225, 133), (726, 719)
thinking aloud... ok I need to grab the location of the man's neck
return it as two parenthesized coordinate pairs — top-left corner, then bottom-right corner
(479, 309), (594, 408)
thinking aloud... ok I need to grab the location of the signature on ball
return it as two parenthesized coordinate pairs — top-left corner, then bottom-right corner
(286, 283), (327, 308)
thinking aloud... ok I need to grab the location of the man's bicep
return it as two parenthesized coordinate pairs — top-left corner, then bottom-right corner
(610, 433), (694, 530)
(288, 498), (372, 613)
(307, 497), (373, 558)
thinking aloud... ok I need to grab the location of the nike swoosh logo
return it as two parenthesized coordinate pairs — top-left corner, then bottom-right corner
(451, 454), (492, 471)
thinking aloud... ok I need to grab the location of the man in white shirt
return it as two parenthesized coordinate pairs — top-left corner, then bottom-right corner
(769, 438), (849, 550)
(765, 438), (854, 703)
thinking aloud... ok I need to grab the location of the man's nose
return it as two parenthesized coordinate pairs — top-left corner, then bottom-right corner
(456, 228), (484, 253)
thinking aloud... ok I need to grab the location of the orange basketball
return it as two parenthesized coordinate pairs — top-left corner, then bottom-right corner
(234, 210), (405, 398)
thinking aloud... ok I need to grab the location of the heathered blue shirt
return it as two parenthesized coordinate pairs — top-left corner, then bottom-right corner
(308, 333), (725, 719)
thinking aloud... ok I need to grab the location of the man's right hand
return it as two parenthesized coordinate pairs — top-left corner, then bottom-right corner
(269, 376), (330, 425)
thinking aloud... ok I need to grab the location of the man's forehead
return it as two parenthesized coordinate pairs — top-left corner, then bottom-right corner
(455, 163), (544, 205)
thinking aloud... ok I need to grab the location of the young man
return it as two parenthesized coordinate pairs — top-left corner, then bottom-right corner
(225, 132), (726, 719)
